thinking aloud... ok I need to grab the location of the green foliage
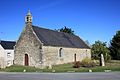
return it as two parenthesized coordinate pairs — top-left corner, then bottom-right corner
(73, 58), (97, 68)
(81, 58), (97, 68)
(91, 41), (111, 61)
(56, 26), (74, 35)
(109, 31), (120, 60)
(5, 65), (39, 72)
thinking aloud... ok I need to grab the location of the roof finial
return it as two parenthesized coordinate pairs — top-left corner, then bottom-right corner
(27, 10), (31, 15)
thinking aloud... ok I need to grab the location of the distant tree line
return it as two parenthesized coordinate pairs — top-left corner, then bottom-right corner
(109, 31), (120, 60)
(91, 30), (120, 61)
(55, 26), (75, 35)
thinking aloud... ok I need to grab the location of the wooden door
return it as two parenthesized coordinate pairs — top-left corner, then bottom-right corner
(25, 54), (29, 66)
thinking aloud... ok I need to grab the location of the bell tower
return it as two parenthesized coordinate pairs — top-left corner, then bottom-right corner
(25, 10), (32, 25)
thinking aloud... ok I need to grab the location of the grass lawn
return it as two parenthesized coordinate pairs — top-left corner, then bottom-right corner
(0, 60), (120, 72)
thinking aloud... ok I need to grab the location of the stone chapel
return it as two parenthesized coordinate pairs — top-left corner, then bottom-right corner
(14, 11), (91, 69)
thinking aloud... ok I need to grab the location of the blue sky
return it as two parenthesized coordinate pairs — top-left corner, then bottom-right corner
(0, 0), (120, 45)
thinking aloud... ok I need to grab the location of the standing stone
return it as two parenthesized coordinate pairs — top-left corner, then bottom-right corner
(100, 54), (105, 66)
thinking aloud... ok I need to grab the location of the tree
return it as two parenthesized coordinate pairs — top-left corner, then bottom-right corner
(109, 31), (120, 60)
(56, 26), (74, 35)
(91, 41), (111, 61)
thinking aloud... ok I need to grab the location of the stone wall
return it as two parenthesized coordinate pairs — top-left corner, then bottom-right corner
(14, 24), (91, 69)
(43, 46), (91, 67)
(14, 25), (43, 68)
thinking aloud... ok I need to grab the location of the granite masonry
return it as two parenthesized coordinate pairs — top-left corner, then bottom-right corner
(14, 11), (91, 69)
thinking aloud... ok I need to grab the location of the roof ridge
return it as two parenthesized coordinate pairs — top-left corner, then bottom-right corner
(32, 25), (79, 37)
(1, 40), (16, 42)
(0, 40), (16, 49)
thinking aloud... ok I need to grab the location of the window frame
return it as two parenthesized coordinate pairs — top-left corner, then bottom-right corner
(7, 52), (11, 58)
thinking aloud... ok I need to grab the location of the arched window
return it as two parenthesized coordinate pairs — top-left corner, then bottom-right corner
(59, 48), (63, 58)
(74, 54), (76, 62)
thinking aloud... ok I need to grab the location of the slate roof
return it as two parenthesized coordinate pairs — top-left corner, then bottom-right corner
(0, 40), (16, 49)
(32, 26), (90, 49)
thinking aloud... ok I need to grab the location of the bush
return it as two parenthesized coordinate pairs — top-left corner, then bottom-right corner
(81, 58), (96, 68)
(73, 61), (80, 68)
(73, 58), (97, 68)
(91, 41), (111, 62)
(105, 54), (111, 62)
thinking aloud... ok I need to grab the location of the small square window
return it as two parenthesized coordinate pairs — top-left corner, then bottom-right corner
(7, 53), (11, 58)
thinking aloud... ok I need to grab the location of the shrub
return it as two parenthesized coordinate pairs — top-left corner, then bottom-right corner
(106, 54), (111, 62)
(91, 40), (111, 62)
(73, 61), (80, 68)
(81, 58), (96, 68)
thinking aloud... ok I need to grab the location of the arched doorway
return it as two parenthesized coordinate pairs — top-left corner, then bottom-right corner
(25, 54), (29, 66)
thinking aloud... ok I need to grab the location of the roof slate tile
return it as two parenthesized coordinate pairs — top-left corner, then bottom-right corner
(32, 26), (90, 49)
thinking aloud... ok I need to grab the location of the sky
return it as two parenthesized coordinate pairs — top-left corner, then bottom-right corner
(0, 0), (120, 45)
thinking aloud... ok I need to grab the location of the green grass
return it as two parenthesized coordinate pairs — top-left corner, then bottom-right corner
(52, 60), (120, 72)
(4, 65), (40, 72)
(0, 60), (120, 72)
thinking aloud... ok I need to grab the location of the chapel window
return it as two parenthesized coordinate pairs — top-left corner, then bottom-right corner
(59, 48), (63, 58)
(7, 53), (11, 58)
